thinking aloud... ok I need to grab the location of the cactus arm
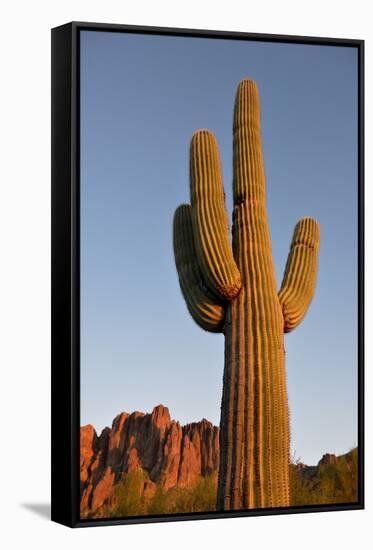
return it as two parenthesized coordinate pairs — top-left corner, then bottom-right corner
(189, 130), (242, 301)
(173, 204), (226, 333)
(278, 217), (320, 333)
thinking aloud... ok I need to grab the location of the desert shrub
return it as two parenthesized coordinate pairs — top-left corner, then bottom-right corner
(148, 474), (217, 515)
(109, 468), (149, 517)
(290, 448), (358, 506)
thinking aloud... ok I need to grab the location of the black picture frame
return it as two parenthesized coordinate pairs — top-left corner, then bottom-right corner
(51, 21), (365, 528)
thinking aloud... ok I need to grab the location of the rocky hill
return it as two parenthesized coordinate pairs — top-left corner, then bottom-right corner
(80, 405), (219, 517)
(290, 447), (358, 506)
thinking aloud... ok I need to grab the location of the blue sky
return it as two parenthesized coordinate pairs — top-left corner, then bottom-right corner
(80, 30), (358, 465)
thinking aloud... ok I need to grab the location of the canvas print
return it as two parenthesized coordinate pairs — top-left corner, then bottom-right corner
(79, 31), (359, 520)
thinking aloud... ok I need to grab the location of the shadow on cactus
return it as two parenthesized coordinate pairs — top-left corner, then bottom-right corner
(173, 80), (320, 511)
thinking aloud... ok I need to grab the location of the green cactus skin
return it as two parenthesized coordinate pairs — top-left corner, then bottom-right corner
(173, 80), (320, 510)
(173, 204), (225, 333)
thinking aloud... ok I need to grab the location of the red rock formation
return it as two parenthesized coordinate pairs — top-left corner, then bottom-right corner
(80, 405), (219, 517)
(80, 424), (97, 485)
(318, 453), (338, 466)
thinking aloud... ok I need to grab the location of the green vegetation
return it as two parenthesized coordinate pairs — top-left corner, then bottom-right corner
(290, 448), (358, 506)
(148, 475), (217, 515)
(105, 449), (357, 517)
(108, 472), (217, 517)
(110, 468), (150, 517)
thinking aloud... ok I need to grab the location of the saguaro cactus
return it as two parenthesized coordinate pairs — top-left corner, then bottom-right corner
(173, 80), (320, 510)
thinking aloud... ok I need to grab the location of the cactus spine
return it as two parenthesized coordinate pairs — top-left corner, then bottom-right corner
(173, 80), (320, 509)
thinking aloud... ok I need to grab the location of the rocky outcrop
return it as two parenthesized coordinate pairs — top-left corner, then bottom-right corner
(318, 453), (338, 466)
(80, 405), (219, 517)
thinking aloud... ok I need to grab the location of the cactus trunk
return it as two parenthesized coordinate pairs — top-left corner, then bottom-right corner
(218, 201), (290, 509)
(173, 79), (320, 510)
